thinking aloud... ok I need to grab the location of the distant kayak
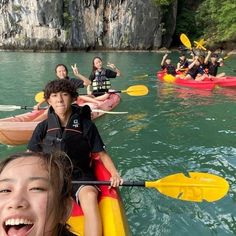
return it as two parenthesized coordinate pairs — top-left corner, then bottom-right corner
(214, 76), (236, 88)
(157, 71), (236, 90)
(157, 71), (216, 90)
(0, 94), (120, 146)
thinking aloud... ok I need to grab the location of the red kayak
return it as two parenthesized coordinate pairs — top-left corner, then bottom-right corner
(214, 76), (236, 88)
(157, 71), (216, 90)
(157, 71), (236, 90)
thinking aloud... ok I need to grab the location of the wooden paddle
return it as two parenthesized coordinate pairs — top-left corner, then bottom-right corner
(35, 84), (149, 103)
(72, 172), (229, 202)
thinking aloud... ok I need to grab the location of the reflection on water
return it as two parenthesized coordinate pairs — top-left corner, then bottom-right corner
(127, 113), (148, 132)
(0, 52), (236, 235)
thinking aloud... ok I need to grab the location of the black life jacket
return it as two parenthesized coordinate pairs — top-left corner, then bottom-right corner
(92, 69), (111, 92)
(42, 105), (92, 172)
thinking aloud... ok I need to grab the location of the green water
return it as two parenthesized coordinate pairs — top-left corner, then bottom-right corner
(0, 51), (236, 236)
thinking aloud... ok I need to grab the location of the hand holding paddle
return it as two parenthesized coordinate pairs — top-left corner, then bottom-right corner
(72, 172), (229, 202)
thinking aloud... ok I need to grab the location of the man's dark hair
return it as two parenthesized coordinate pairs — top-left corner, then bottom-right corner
(44, 79), (78, 100)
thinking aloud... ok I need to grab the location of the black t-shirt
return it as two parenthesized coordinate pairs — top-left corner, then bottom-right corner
(205, 62), (220, 76)
(68, 77), (84, 89)
(89, 68), (117, 81)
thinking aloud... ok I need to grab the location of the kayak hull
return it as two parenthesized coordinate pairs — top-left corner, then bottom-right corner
(67, 156), (130, 236)
(157, 71), (216, 90)
(214, 76), (236, 88)
(0, 94), (120, 146)
(157, 71), (236, 90)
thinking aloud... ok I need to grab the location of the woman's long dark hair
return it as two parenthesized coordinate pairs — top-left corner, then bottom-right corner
(0, 151), (76, 236)
(92, 56), (103, 72)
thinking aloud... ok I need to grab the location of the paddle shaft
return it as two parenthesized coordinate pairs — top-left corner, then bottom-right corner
(17, 106), (36, 110)
(0, 105), (127, 114)
(71, 180), (223, 188)
(72, 180), (145, 187)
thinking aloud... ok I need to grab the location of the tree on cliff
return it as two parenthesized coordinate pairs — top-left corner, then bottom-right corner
(196, 0), (236, 46)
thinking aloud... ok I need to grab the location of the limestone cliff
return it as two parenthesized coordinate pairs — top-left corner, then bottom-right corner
(0, 0), (177, 51)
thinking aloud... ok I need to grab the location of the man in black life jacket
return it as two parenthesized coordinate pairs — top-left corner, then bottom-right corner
(204, 51), (225, 78)
(27, 79), (123, 236)
(160, 53), (177, 76)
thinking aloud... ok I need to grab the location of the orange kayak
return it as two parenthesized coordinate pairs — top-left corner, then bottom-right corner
(67, 155), (130, 236)
(0, 94), (120, 146)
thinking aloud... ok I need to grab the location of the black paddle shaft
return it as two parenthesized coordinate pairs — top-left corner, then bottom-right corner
(72, 180), (145, 187)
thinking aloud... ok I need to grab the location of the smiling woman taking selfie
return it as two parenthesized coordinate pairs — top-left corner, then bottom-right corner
(0, 151), (76, 236)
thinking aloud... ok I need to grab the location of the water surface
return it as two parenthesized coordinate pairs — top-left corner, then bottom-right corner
(0, 51), (236, 235)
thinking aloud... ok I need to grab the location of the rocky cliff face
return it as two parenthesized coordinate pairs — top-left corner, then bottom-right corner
(0, 0), (177, 51)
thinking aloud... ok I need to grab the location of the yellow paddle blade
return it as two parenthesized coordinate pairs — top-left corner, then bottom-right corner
(35, 91), (44, 103)
(163, 74), (176, 83)
(180, 33), (192, 50)
(145, 172), (229, 202)
(194, 39), (207, 50)
(122, 85), (149, 96)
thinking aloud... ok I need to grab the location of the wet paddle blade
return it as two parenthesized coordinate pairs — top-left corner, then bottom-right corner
(35, 91), (44, 103)
(194, 39), (207, 51)
(163, 74), (176, 83)
(145, 172), (229, 202)
(0, 105), (22, 111)
(123, 85), (149, 96)
(180, 33), (192, 50)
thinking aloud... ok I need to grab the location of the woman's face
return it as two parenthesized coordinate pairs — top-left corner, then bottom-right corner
(93, 58), (103, 70)
(0, 157), (57, 236)
(56, 66), (68, 79)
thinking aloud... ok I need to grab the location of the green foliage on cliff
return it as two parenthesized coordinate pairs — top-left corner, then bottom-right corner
(152, 0), (174, 6)
(158, 0), (236, 46)
(195, 0), (236, 44)
(63, 0), (73, 29)
(175, 1), (202, 39)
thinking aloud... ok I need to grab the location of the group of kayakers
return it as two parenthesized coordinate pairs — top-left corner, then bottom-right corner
(0, 57), (122, 236)
(34, 57), (121, 109)
(161, 50), (225, 81)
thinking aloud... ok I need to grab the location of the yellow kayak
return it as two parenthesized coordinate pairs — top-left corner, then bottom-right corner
(67, 156), (130, 236)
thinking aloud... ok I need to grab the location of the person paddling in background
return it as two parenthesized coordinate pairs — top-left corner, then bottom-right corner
(28, 79), (123, 236)
(0, 151), (76, 236)
(34, 64), (103, 110)
(160, 53), (177, 76)
(88, 56), (121, 98)
(204, 51), (225, 78)
(184, 55), (206, 81)
(176, 53), (192, 72)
